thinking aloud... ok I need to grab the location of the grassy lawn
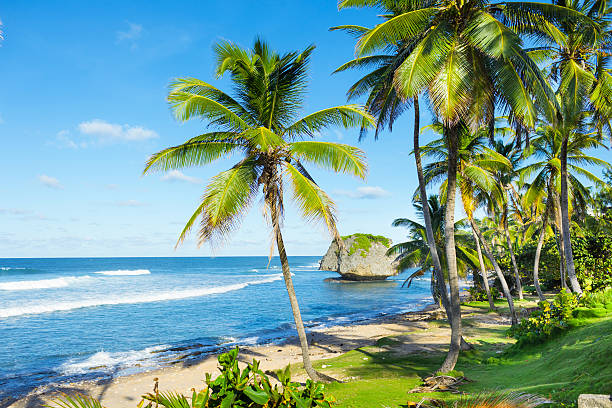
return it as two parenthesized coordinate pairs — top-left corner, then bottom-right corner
(312, 303), (612, 408)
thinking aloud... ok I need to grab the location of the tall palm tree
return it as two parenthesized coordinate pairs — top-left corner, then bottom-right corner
(388, 195), (480, 304)
(331, 5), (453, 329)
(532, 0), (610, 293)
(421, 122), (518, 321)
(490, 140), (525, 300)
(143, 39), (374, 381)
(521, 124), (610, 295)
(335, 0), (579, 371)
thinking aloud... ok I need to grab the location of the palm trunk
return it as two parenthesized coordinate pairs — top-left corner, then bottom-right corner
(504, 216), (523, 300)
(533, 210), (547, 302)
(469, 219), (518, 325)
(559, 136), (582, 294)
(471, 226), (495, 309)
(439, 126), (462, 373)
(414, 97), (451, 315)
(271, 203), (322, 382)
(555, 223), (568, 290)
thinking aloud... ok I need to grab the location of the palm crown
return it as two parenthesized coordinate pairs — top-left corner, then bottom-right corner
(143, 39), (374, 247)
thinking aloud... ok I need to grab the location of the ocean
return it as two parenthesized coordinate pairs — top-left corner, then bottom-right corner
(0, 256), (433, 402)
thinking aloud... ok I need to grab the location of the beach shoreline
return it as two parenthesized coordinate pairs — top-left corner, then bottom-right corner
(5, 302), (453, 408)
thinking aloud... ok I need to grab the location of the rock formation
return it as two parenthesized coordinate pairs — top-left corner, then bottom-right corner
(319, 233), (399, 281)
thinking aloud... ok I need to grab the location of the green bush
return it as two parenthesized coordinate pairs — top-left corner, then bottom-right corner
(507, 291), (578, 346)
(572, 232), (612, 292)
(140, 347), (334, 408)
(468, 286), (500, 302)
(508, 288), (612, 347)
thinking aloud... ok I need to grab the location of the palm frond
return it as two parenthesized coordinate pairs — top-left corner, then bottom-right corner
(356, 9), (437, 55)
(284, 162), (338, 235)
(196, 160), (260, 246)
(289, 141), (367, 178)
(143, 132), (242, 174)
(46, 394), (104, 408)
(284, 105), (375, 139)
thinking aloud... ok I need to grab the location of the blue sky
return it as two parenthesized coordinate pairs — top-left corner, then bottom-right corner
(0, 1), (609, 258)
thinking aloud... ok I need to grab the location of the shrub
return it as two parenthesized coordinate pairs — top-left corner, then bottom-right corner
(507, 291), (578, 346)
(508, 288), (612, 347)
(468, 286), (500, 302)
(140, 347), (335, 408)
(572, 232), (612, 292)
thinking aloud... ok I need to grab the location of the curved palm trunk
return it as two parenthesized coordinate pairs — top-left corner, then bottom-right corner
(533, 211), (547, 302)
(414, 97), (451, 315)
(270, 202), (323, 382)
(439, 127), (462, 373)
(560, 137), (582, 294)
(504, 216), (523, 300)
(469, 219), (518, 325)
(471, 226), (495, 309)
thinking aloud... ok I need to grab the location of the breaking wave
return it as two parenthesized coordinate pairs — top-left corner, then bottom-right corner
(0, 274), (282, 318)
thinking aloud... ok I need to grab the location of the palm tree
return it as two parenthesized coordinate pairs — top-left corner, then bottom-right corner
(490, 140), (525, 300)
(531, 0), (610, 294)
(521, 124), (610, 295)
(143, 39), (374, 381)
(331, 6), (453, 330)
(421, 122), (518, 321)
(388, 195), (480, 305)
(336, 0), (573, 372)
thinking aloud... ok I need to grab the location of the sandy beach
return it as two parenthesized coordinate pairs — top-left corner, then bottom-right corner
(6, 302), (512, 408)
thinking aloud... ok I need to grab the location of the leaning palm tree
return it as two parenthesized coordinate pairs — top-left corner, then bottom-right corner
(420, 122), (518, 321)
(388, 195), (480, 305)
(143, 39), (374, 381)
(489, 140), (526, 300)
(335, 0), (578, 372)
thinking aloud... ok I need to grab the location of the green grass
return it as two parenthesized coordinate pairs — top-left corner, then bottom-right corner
(313, 305), (611, 408)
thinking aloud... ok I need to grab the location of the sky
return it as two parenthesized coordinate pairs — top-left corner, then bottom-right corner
(0, 1), (609, 258)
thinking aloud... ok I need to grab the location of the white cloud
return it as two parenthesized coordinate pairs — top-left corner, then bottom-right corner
(38, 174), (63, 190)
(77, 119), (158, 142)
(161, 170), (202, 184)
(334, 186), (390, 200)
(116, 22), (143, 47)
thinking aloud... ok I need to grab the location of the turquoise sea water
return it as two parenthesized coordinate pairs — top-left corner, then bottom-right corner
(0, 256), (432, 403)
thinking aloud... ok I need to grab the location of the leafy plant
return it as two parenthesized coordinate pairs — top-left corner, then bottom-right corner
(468, 286), (500, 302)
(139, 348), (334, 408)
(508, 291), (579, 345)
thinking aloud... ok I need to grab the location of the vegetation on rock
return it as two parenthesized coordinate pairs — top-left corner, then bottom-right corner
(341, 233), (391, 258)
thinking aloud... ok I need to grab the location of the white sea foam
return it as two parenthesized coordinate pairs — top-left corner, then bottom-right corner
(0, 267), (26, 271)
(59, 344), (169, 375)
(0, 276), (92, 291)
(0, 274), (282, 318)
(94, 269), (151, 276)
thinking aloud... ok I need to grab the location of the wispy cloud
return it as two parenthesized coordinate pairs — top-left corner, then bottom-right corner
(52, 120), (158, 148)
(0, 208), (50, 221)
(161, 170), (202, 184)
(334, 186), (390, 200)
(78, 119), (158, 141)
(38, 174), (63, 190)
(116, 22), (143, 49)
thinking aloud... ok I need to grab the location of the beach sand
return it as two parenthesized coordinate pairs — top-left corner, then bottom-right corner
(7, 304), (510, 408)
